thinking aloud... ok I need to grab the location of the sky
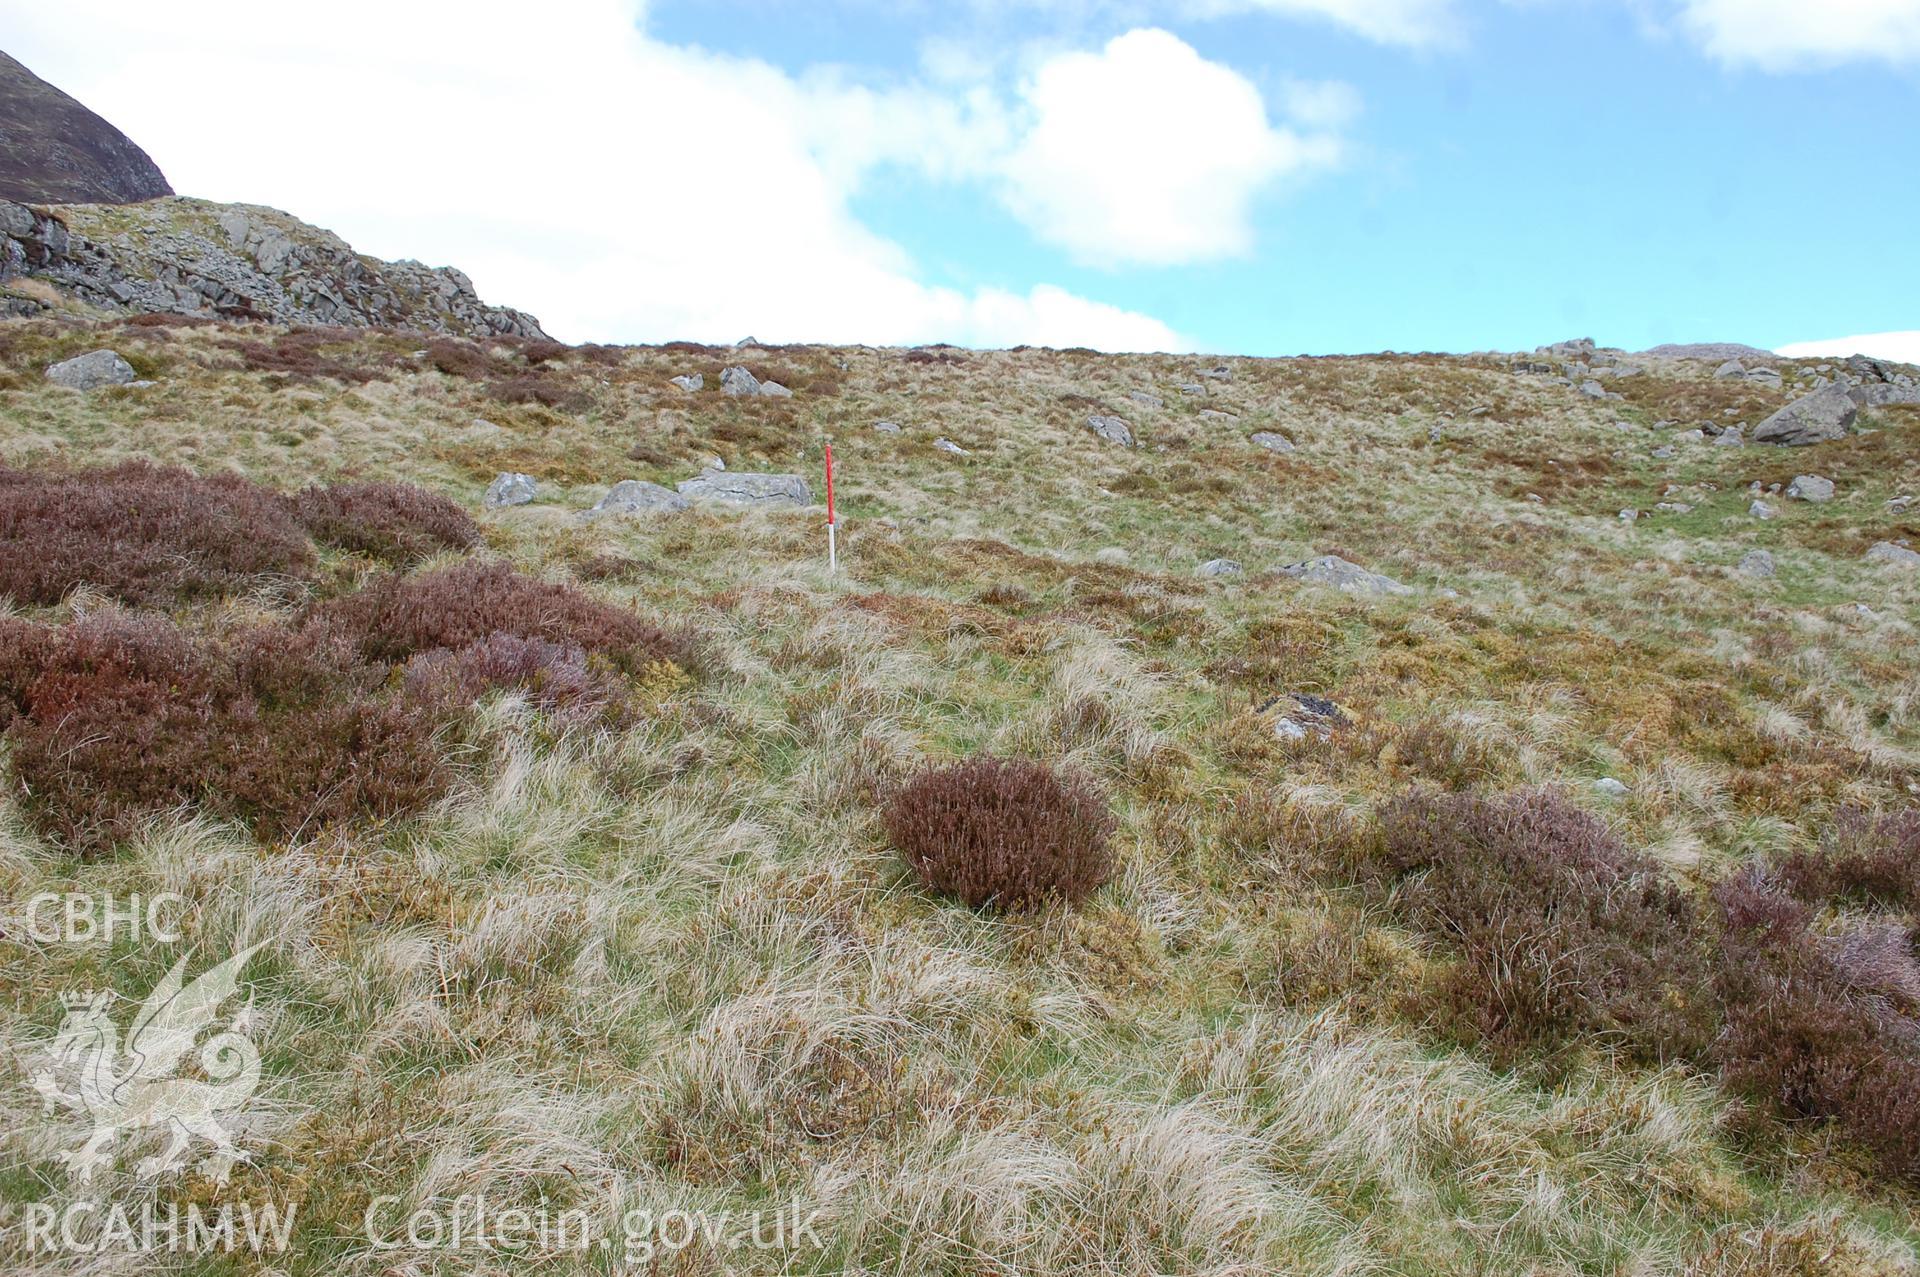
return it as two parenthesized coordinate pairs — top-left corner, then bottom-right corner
(2, 0), (1916, 358)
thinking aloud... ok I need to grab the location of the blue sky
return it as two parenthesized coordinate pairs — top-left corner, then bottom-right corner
(5, 0), (1918, 357)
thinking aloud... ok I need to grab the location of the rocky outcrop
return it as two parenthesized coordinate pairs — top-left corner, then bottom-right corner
(0, 196), (547, 339)
(0, 51), (172, 205)
(1754, 385), (1856, 447)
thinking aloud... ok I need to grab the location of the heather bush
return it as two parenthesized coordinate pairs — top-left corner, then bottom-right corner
(2, 613), (458, 852)
(1778, 807), (1920, 911)
(229, 327), (388, 384)
(1712, 867), (1920, 1184)
(424, 338), (499, 380)
(1372, 788), (1714, 1067)
(486, 374), (588, 412)
(320, 560), (692, 673)
(291, 479), (481, 565)
(884, 757), (1115, 911)
(0, 462), (314, 605)
(402, 632), (625, 720)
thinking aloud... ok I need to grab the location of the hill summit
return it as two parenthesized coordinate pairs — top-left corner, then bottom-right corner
(0, 50), (171, 204)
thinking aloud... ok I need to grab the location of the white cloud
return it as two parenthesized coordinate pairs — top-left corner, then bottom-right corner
(1178, 0), (1460, 47)
(0, 0), (1200, 350)
(1672, 0), (1920, 69)
(1777, 331), (1920, 364)
(996, 29), (1341, 266)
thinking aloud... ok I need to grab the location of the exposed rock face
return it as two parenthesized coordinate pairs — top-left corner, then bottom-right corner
(676, 469), (812, 508)
(1278, 555), (1412, 595)
(720, 366), (761, 396)
(0, 52), (172, 204)
(1641, 342), (1775, 362)
(0, 197), (547, 339)
(44, 347), (135, 389)
(1754, 385), (1856, 446)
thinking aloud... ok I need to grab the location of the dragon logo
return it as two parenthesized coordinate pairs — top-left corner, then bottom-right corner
(29, 943), (265, 1185)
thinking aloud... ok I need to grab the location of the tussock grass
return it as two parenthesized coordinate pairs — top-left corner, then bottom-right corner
(2, 317), (1919, 1273)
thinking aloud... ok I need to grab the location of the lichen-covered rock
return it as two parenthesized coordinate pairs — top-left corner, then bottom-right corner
(720, 366), (762, 396)
(484, 472), (536, 508)
(1087, 415), (1134, 447)
(44, 348), (137, 389)
(1866, 541), (1920, 568)
(1787, 474), (1835, 502)
(1278, 555), (1412, 595)
(1754, 385), (1856, 446)
(588, 479), (686, 516)
(676, 469), (812, 508)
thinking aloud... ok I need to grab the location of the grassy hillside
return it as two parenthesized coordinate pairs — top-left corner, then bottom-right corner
(2, 315), (1919, 1275)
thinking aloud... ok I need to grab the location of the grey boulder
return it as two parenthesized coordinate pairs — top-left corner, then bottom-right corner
(1087, 415), (1135, 447)
(484, 472), (536, 508)
(1787, 474), (1835, 502)
(1754, 384), (1856, 446)
(1866, 542), (1920, 568)
(1278, 555), (1412, 596)
(719, 365), (762, 396)
(1738, 549), (1776, 577)
(759, 380), (793, 398)
(872, 420), (903, 434)
(1197, 558), (1243, 578)
(677, 469), (812, 508)
(1250, 431), (1295, 453)
(670, 373), (704, 392)
(1129, 390), (1164, 409)
(589, 479), (688, 516)
(46, 348), (137, 390)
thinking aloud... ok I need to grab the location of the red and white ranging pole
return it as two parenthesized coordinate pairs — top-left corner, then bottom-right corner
(824, 441), (837, 573)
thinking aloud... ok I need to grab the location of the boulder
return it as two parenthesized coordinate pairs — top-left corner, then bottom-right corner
(1738, 549), (1776, 577)
(872, 420), (903, 434)
(1749, 500), (1775, 519)
(1087, 415), (1134, 447)
(933, 437), (969, 454)
(1129, 390), (1164, 409)
(719, 365), (761, 396)
(1197, 558), (1243, 578)
(1593, 778), (1630, 798)
(1176, 382), (1206, 396)
(588, 479), (688, 516)
(670, 373), (703, 391)
(759, 380), (793, 398)
(1714, 360), (1745, 378)
(1578, 379), (1607, 398)
(1253, 692), (1347, 742)
(483, 472), (536, 508)
(1278, 555), (1412, 596)
(676, 469), (812, 508)
(45, 348), (136, 389)
(1249, 431), (1295, 453)
(1866, 541), (1920, 568)
(1787, 474), (1835, 502)
(1754, 384), (1856, 446)
(1714, 427), (1745, 447)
